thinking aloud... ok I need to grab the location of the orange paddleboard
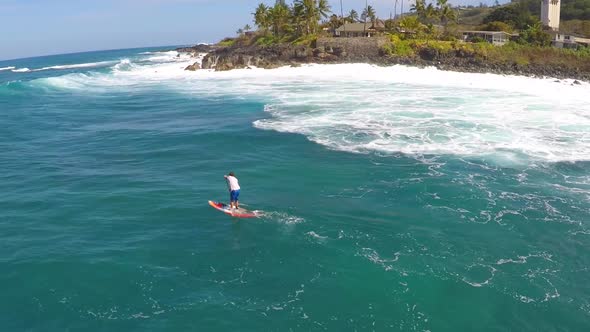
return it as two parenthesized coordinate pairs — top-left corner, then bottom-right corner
(208, 200), (257, 218)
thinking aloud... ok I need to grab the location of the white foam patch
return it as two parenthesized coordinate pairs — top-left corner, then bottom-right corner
(112, 58), (136, 72)
(259, 211), (305, 224)
(34, 61), (117, 71)
(144, 51), (193, 63)
(30, 60), (590, 163)
(306, 231), (327, 241)
(358, 247), (400, 271)
(0, 66), (15, 71)
(12, 67), (31, 73)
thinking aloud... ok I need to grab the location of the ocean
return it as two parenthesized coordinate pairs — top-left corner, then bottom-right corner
(1, 47), (589, 331)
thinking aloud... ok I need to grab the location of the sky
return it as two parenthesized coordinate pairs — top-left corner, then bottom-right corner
(0, 0), (507, 61)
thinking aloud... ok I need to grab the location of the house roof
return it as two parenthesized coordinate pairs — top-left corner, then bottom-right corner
(462, 30), (512, 35)
(463, 30), (518, 36)
(336, 22), (383, 33)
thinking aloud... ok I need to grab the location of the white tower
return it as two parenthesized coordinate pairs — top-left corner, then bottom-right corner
(541, 0), (561, 31)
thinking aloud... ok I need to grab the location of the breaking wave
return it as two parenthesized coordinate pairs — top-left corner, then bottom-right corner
(8, 61), (116, 73)
(35, 61), (117, 71)
(26, 59), (590, 163)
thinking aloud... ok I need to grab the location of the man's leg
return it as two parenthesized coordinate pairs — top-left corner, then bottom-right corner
(230, 191), (236, 209)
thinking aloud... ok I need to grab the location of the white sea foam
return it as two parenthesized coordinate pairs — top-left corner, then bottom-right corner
(144, 51), (193, 63)
(113, 58), (135, 72)
(0, 66), (15, 71)
(31, 60), (590, 163)
(34, 61), (117, 72)
(12, 67), (31, 73)
(306, 231), (327, 240)
(358, 247), (400, 271)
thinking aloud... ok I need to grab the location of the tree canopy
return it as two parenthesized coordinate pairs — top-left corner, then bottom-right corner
(252, 0), (331, 39)
(410, 0), (457, 26)
(484, 0), (590, 29)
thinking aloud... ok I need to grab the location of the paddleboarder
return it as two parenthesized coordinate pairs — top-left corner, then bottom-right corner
(224, 172), (240, 210)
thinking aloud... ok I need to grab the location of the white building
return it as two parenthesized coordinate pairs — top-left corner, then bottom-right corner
(541, 0), (561, 31)
(462, 31), (517, 46)
(552, 33), (590, 48)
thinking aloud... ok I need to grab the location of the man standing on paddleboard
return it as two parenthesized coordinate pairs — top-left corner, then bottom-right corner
(224, 172), (240, 210)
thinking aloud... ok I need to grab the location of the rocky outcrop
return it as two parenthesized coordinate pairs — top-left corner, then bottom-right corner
(199, 44), (314, 70)
(184, 63), (200, 71)
(175, 44), (214, 54)
(428, 57), (590, 82)
(180, 38), (590, 82)
(193, 37), (390, 71)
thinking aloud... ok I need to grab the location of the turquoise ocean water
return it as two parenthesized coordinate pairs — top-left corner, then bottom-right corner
(1, 47), (590, 331)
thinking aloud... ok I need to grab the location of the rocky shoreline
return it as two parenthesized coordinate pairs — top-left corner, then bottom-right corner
(177, 39), (588, 83)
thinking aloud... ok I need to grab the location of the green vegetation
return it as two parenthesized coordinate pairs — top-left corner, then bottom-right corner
(562, 0), (590, 20)
(380, 1), (590, 71)
(251, 0), (330, 45)
(458, 1), (590, 36)
(483, 0), (590, 30)
(511, 0), (590, 20)
(231, 0), (413, 47)
(411, 0), (457, 27)
(218, 38), (236, 47)
(561, 19), (590, 36)
(457, 7), (494, 26)
(478, 1), (590, 45)
(483, 1), (538, 29)
(479, 21), (514, 33)
(381, 36), (590, 71)
(218, 0), (590, 75)
(518, 22), (551, 46)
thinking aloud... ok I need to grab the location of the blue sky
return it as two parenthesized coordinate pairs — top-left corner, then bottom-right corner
(0, 0), (506, 60)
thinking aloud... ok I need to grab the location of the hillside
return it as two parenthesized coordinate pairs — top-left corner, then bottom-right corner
(457, 1), (590, 36)
(457, 6), (495, 27)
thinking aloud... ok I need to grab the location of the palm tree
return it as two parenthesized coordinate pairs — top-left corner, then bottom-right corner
(425, 3), (436, 23)
(436, 0), (448, 9)
(361, 0), (368, 25)
(253, 3), (270, 31)
(317, 0), (331, 21)
(269, 2), (291, 37)
(236, 28), (244, 35)
(294, 0), (316, 35)
(294, 0), (331, 35)
(411, 0), (426, 19)
(366, 5), (377, 25)
(399, 15), (424, 34)
(244, 24), (252, 32)
(292, 2), (306, 35)
(439, 5), (456, 26)
(348, 9), (359, 23)
(328, 14), (342, 31)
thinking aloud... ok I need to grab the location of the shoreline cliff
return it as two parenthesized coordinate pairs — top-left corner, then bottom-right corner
(178, 39), (589, 83)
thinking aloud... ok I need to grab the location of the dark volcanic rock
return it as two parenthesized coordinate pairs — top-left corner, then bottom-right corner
(184, 63), (200, 71)
(186, 38), (590, 82)
(199, 37), (389, 71)
(176, 44), (213, 53)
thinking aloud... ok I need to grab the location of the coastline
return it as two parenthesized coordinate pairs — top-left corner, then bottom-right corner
(178, 40), (589, 83)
